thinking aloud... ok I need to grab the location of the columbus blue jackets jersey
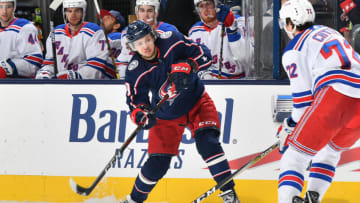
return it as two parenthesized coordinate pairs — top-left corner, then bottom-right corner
(117, 21), (178, 80)
(125, 31), (212, 120)
(0, 18), (43, 78)
(282, 25), (360, 122)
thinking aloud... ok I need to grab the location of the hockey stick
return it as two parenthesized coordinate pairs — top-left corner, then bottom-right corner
(191, 141), (280, 203)
(93, 0), (119, 79)
(70, 94), (169, 196)
(217, 0), (232, 79)
(49, 0), (63, 77)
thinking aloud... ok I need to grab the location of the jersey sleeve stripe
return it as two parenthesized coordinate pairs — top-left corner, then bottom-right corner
(313, 70), (360, 95)
(24, 54), (43, 67)
(134, 65), (158, 95)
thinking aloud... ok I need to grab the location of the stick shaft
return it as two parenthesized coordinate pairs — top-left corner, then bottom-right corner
(71, 94), (169, 196)
(191, 141), (279, 203)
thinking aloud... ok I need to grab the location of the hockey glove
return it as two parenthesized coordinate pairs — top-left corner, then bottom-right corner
(0, 59), (16, 77)
(36, 69), (55, 79)
(57, 70), (82, 79)
(130, 107), (157, 129)
(276, 117), (297, 153)
(169, 60), (197, 93)
(216, 4), (235, 27)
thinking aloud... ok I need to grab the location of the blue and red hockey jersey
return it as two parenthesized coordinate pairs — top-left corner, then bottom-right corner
(125, 31), (213, 120)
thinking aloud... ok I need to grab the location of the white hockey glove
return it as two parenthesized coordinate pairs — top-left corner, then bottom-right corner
(276, 117), (297, 153)
(0, 59), (16, 77)
(57, 70), (82, 79)
(36, 69), (55, 79)
(198, 66), (219, 80)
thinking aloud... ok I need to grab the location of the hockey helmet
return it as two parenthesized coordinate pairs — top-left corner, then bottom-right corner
(135, 0), (160, 14)
(63, 0), (87, 23)
(194, 0), (217, 12)
(279, 0), (315, 28)
(126, 20), (157, 51)
(0, 0), (16, 10)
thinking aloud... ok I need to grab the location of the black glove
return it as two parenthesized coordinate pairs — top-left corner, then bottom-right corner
(169, 60), (197, 93)
(130, 107), (157, 129)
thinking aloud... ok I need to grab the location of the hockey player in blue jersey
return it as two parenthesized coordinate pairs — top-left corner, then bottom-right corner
(121, 20), (240, 203)
(116, 0), (178, 80)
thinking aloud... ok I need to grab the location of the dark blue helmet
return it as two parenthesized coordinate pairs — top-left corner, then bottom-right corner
(126, 20), (157, 50)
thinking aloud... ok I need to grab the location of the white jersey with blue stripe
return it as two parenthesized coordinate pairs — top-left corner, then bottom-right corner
(116, 21), (178, 80)
(41, 22), (116, 79)
(0, 17), (43, 78)
(188, 16), (253, 79)
(108, 32), (122, 59)
(282, 25), (360, 122)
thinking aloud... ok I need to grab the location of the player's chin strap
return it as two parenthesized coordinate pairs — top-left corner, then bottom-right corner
(69, 94), (170, 196)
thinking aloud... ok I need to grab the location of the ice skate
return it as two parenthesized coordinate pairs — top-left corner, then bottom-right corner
(292, 191), (320, 203)
(120, 195), (140, 203)
(218, 189), (241, 203)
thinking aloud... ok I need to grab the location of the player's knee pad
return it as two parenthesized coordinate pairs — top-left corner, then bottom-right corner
(141, 154), (172, 181)
(195, 129), (223, 160)
(281, 146), (312, 173)
(312, 144), (341, 166)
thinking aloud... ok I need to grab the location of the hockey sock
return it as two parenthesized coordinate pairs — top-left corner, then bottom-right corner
(195, 129), (234, 191)
(278, 146), (311, 203)
(130, 155), (172, 202)
(307, 144), (340, 201)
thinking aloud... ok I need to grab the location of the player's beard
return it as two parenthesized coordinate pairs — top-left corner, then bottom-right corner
(69, 19), (82, 27)
(200, 11), (217, 26)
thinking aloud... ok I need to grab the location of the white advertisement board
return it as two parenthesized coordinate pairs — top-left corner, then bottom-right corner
(0, 83), (359, 182)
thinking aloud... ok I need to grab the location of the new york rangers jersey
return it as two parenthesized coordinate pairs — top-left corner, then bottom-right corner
(125, 31), (212, 120)
(188, 16), (253, 79)
(108, 32), (122, 59)
(41, 22), (116, 79)
(283, 25), (360, 122)
(0, 18), (43, 78)
(116, 21), (178, 80)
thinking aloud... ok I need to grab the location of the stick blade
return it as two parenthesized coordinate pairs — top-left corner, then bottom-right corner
(49, 0), (63, 11)
(69, 178), (91, 196)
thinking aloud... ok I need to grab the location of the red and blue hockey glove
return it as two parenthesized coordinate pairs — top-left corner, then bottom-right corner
(36, 69), (55, 79)
(169, 60), (197, 93)
(216, 4), (235, 27)
(276, 117), (297, 153)
(130, 107), (157, 129)
(57, 70), (82, 79)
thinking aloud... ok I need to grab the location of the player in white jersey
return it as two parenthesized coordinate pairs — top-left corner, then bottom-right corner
(276, 0), (360, 202)
(100, 9), (124, 58)
(36, 0), (116, 79)
(189, 0), (253, 79)
(0, 0), (43, 79)
(116, 0), (178, 80)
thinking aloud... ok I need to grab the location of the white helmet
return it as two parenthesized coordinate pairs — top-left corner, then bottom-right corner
(63, 0), (87, 23)
(135, 0), (160, 14)
(194, 0), (217, 14)
(0, 0), (16, 10)
(279, 0), (315, 27)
